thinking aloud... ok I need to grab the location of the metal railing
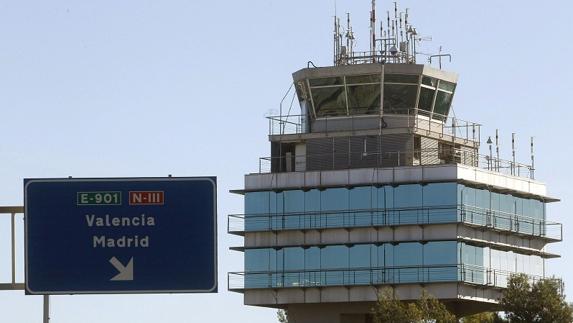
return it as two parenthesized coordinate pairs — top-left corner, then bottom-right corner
(228, 264), (541, 291)
(258, 147), (535, 179)
(228, 204), (562, 241)
(267, 110), (481, 143)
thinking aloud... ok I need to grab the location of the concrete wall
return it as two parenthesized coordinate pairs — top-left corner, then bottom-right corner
(244, 164), (554, 201)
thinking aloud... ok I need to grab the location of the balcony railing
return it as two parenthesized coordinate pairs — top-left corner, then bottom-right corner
(228, 264), (541, 291)
(267, 110), (480, 143)
(258, 147), (535, 179)
(227, 204), (562, 241)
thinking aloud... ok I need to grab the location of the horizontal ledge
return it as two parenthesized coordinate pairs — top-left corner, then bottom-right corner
(0, 283), (25, 291)
(0, 206), (24, 214)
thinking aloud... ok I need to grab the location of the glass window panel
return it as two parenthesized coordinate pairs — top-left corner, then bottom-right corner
(424, 242), (457, 265)
(350, 187), (373, 226)
(424, 183), (457, 222)
(284, 190), (304, 230)
(460, 185), (476, 207)
(383, 84), (418, 114)
(393, 184), (422, 224)
(385, 74), (420, 84)
(349, 245), (371, 268)
(384, 244), (394, 267)
(270, 191), (284, 230)
(438, 80), (456, 92)
(347, 84), (381, 115)
(245, 272), (270, 288)
(433, 91), (453, 121)
(245, 192), (271, 231)
(311, 86), (347, 117)
(418, 87), (435, 115)
(394, 243), (422, 266)
(346, 74), (381, 84)
(284, 247), (303, 287)
(491, 192), (500, 213)
(305, 247), (321, 270)
(245, 249), (270, 272)
(284, 247), (304, 271)
(304, 247), (322, 286)
(394, 184), (422, 208)
(309, 77), (343, 87)
(245, 192), (270, 215)
(425, 242), (458, 282)
(304, 189), (321, 229)
(475, 188), (490, 209)
(422, 76), (437, 87)
(423, 183), (457, 206)
(322, 188), (349, 227)
(394, 243), (422, 283)
(321, 245), (349, 269)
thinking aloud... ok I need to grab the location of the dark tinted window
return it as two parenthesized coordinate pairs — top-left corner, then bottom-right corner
(383, 84), (418, 114)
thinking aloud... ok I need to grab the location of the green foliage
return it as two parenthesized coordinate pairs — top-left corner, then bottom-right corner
(500, 273), (573, 323)
(277, 309), (288, 323)
(461, 312), (506, 323)
(371, 288), (456, 323)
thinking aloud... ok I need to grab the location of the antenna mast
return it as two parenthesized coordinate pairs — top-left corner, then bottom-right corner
(331, 2), (431, 66)
(370, 0), (376, 62)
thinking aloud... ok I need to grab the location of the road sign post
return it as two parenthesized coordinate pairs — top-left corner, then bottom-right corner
(24, 177), (217, 295)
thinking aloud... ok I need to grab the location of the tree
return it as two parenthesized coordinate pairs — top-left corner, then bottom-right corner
(371, 288), (420, 323)
(371, 288), (456, 323)
(461, 312), (507, 323)
(277, 309), (288, 323)
(500, 273), (572, 323)
(417, 291), (457, 323)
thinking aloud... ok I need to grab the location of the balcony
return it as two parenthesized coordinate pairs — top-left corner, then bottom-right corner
(228, 264), (540, 291)
(228, 204), (562, 242)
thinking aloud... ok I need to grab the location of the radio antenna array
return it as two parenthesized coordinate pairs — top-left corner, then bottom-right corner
(333, 2), (450, 67)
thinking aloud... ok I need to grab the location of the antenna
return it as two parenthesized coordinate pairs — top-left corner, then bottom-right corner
(370, 0), (376, 62)
(530, 137), (535, 179)
(511, 133), (516, 175)
(330, 2), (427, 65)
(333, 15), (339, 65)
(495, 129), (500, 171)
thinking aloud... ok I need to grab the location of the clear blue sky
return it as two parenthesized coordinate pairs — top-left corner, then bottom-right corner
(0, 1), (571, 322)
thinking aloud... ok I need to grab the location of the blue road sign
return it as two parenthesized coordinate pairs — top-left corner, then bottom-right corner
(24, 177), (217, 295)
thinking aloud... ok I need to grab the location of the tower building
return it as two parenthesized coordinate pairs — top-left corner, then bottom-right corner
(229, 3), (561, 322)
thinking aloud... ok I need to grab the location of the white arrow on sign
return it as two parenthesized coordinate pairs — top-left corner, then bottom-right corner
(109, 257), (134, 281)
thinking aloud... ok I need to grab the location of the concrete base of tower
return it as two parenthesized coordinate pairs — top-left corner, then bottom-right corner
(244, 282), (502, 320)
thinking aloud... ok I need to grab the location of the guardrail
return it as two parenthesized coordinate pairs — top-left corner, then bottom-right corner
(228, 204), (562, 241)
(228, 264), (540, 291)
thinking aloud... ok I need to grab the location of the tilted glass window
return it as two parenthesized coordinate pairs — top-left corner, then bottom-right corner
(309, 77), (343, 87)
(383, 84), (418, 114)
(422, 76), (438, 87)
(347, 84), (381, 115)
(385, 74), (420, 84)
(346, 74), (381, 84)
(311, 86), (347, 117)
(418, 87), (435, 116)
(433, 90), (453, 121)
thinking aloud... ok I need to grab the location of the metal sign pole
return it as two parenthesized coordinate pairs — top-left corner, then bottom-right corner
(43, 295), (50, 323)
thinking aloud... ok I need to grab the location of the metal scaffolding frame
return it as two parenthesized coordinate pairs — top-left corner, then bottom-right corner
(0, 206), (50, 323)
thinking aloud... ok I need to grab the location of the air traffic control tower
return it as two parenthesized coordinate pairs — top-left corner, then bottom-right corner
(229, 3), (562, 322)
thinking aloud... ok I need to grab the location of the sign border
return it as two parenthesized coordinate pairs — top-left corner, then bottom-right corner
(24, 176), (218, 295)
